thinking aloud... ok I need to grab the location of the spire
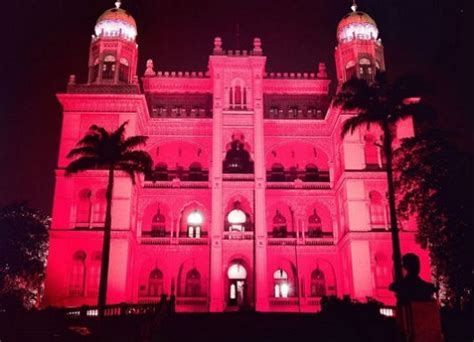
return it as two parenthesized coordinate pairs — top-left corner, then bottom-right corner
(115, 0), (121, 9)
(351, 0), (358, 12)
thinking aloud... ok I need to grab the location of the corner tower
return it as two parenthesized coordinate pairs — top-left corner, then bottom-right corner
(87, 1), (138, 84)
(334, 2), (385, 85)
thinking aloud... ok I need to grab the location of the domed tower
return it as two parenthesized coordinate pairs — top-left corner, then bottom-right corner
(87, 1), (138, 84)
(334, 2), (385, 84)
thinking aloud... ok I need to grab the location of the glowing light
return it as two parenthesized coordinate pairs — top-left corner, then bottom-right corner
(280, 283), (290, 298)
(94, 20), (137, 40)
(187, 210), (203, 225)
(227, 264), (247, 279)
(227, 209), (246, 224)
(380, 307), (395, 317)
(338, 23), (378, 42)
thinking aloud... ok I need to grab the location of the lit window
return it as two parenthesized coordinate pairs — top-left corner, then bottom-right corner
(273, 269), (290, 298)
(187, 210), (203, 238)
(227, 208), (247, 232)
(227, 264), (247, 279)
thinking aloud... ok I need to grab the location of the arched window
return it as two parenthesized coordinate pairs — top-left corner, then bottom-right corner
(87, 252), (101, 296)
(345, 60), (356, 79)
(227, 203), (247, 232)
(374, 252), (391, 288)
(189, 162), (203, 181)
(359, 58), (373, 81)
(151, 208), (166, 237)
(148, 269), (163, 297)
(76, 189), (92, 227)
(369, 191), (386, 226)
(187, 210), (203, 238)
(69, 251), (86, 297)
(310, 269), (326, 297)
(273, 269), (290, 298)
(304, 164), (319, 181)
(92, 189), (106, 225)
(223, 140), (254, 173)
(119, 57), (129, 82)
(229, 80), (247, 109)
(185, 269), (201, 297)
(364, 134), (379, 169)
(308, 209), (323, 238)
(272, 210), (287, 238)
(269, 163), (285, 182)
(103, 55), (116, 79)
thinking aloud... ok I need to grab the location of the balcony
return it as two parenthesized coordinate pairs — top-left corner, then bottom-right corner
(266, 169), (329, 183)
(269, 298), (299, 306)
(222, 173), (254, 181)
(223, 231), (254, 240)
(143, 180), (209, 189)
(145, 168), (209, 183)
(268, 238), (297, 246)
(138, 236), (208, 245)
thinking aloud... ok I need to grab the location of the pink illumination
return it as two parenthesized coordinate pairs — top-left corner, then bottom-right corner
(43, 4), (431, 313)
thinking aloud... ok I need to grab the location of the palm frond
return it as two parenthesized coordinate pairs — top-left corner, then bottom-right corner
(65, 156), (101, 175)
(120, 151), (153, 169)
(77, 133), (101, 147)
(66, 146), (99, 159)
(341, 112), (380, 138)
(89, 125), (109, 141)
(116, 162), (138, 184)
(120, 136), (149, 152)
(110, 122), (129, 143)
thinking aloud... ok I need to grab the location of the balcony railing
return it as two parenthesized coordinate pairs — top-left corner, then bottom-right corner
(223, 231), (254, 240)
(266, 170), (329, 183)
(139, 236), (208, 245)
(222, 173), (254, 181)
(269, 298), (299, 306)
(304, 237), (335, 246)
(267, 238), (297, 246)
(146, 169), (209, 182)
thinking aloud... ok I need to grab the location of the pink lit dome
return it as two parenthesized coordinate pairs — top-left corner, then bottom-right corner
(95, 1), (137, 40)
(337, 7), (378, 43)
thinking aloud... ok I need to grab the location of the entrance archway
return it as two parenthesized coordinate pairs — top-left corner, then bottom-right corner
(227, 263), (247, 307)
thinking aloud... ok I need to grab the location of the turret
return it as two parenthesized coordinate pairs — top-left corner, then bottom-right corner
(87, 1), (138, 84)
(334, 2), (385, 85)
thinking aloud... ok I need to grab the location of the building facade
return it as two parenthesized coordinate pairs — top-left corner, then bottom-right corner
(44, 2), (431, 312)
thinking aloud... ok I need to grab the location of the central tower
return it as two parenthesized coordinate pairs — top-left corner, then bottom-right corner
(208, 38), (268, 311)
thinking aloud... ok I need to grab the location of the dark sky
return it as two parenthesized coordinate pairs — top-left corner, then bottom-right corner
(0, 0), (470, 214)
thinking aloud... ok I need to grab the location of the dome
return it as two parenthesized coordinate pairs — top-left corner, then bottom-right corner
(337, 8), (378, 43)
(94, 2), (137, 40)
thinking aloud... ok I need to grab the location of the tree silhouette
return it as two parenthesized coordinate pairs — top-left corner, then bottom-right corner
(66, 122), (152, 311)
(0, 203), (49, 310)
(334, 72), (431, 286)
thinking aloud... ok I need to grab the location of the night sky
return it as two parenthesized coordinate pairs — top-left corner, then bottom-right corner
(0, 0), (469, 214)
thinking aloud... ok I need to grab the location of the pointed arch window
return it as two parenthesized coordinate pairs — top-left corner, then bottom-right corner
(273, 269), (290, 298)
(310, 269), (326, 297)
(226, 203), (247, 232)
(92, 189), (106, 225)
(272, 210), (287, 238)
(148, 269), (163, 297)
(103, 55), (116, 79)
(308, 209), (323, 238)
(69, 251), (86, 297)
(359, 58), (373, 81)
(230, 80), (247, 109)
(87, 252), (101, 296)
(151, 208), (166, 237)
(369, 191), (386, 226)
(185, 269), (201, 297)
(76, 189), (92, 227)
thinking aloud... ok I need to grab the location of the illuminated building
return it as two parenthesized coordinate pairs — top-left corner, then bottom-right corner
(44, 1), (430, 312)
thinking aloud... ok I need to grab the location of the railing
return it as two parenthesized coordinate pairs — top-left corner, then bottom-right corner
(267, 238), (297, 246)
(64, 303), (160, 319)
(222, 173), (254, 181)
(266, 170), (330, 183)
(306, 297), (322, 306)
(269, 298), (299, 306)
(266, 180), (331, 190)
(177, 237), (208, 245)
(139, 236), (208, 245)
(222, 231), (254, 240)
(176, 297), (208, 306)
(139, 237), (171, 245)
(304, 237), (335, 246)
(265, 108), (326, 120)
(143, 180), (209, 189)
(67, 84), (140, 94)
(145, 169), (209, 183)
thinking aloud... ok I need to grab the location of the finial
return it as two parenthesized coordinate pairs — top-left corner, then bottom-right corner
(144, 59), (156, 77)
(213, 37), (224, 55)
(351, 0), (358, 12)
(253, 37), (263, 55)
(115, 0), (121, 9)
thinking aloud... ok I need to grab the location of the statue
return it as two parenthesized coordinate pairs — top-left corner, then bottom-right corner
(144, 59), (156, 76)
(389, 253), (436, 304)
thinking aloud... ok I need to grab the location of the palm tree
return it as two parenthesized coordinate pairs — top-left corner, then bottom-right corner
(334, 72), (430, 286)
(66, 122), (152, 311)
